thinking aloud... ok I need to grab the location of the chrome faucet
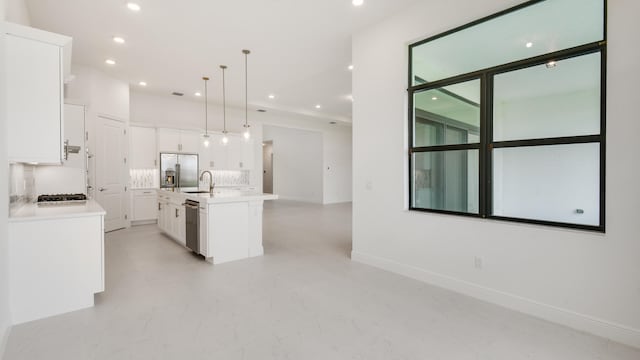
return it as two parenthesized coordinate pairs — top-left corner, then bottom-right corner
(199, 170), (215, 194)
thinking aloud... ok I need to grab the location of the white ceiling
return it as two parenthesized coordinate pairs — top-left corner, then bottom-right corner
(26, 0), (418, 124)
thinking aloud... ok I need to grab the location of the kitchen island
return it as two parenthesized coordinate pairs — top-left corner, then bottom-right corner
(157, 189), (277, 264)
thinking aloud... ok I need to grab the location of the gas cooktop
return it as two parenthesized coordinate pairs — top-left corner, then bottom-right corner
(37, 193), (87, 205)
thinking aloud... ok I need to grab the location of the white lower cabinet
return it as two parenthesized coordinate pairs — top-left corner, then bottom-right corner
(157, 192), (186, 246)
(8, 212), (104, 324)
(132, 190), (158, 223)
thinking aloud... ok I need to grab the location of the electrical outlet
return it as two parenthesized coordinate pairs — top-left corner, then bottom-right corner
(365, 181), (373, 190)
(474, 256), (483, 270)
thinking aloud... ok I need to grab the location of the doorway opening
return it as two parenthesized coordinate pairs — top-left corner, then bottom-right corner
(262, 140), (273, 194)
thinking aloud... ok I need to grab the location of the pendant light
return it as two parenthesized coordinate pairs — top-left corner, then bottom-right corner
(202, 76), (211, 147)
(220, 65), (229, 145)
(242, 49), (251, 140)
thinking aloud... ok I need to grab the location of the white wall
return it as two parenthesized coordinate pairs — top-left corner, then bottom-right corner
(0, 16), (10, 360)
(352, 0), (640, 348)
(263, 125), (323, 203)
(3, 0), (29, 26)
(1, 0), (30, 355)
(130, 90), (353, 202)
(65, 64), (130, 226)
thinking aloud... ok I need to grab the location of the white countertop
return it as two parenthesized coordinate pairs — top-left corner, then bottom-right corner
(157, 189), (278, 204)
(9, 199), (106, 222)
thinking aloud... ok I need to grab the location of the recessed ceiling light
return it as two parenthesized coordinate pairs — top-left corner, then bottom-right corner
(105, 59), (116, 65)
(268, 94), (275, 99)
(432, 96), (438, 100)
(348, 64), (354, 70)
(113, 36), (125, 44)
(352, 0), (364, 6)
(195, 92), (202, 97)
(315, 104), (322, 109)
(126, 2), (141, 11)
(139, 81), (147, 86)
(526, 42), (533, 48)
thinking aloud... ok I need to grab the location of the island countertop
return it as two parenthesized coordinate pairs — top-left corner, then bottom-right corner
(157, 188), (278, 204)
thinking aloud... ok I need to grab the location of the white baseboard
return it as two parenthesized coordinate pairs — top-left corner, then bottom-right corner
(322, 200), (352, 205)
(131, 219), (157, 226)
(351, 251), (640, 349)
(275, 196), (323, 204)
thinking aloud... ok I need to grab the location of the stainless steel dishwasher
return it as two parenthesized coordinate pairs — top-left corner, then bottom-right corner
(184, 199), (200, 253)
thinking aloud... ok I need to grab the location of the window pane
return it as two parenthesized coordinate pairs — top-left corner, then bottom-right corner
(412, 150), (479, 213)
(493, 53), (601, 141)
(492, 143), (600, 226)
(411, 0), (604, 85)
(414, 79), (480, 147)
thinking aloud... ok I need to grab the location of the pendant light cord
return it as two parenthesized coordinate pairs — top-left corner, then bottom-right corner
(220, 65), (227, 133)
(203, 77), (208, 134)
(243, 50), (249, 128)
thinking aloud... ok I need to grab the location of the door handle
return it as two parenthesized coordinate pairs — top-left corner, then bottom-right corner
(99, 188), (106, 192)
(175, 209), (179, 218)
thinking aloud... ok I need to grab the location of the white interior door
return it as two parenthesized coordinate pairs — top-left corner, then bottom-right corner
(96, 116), (127, 232)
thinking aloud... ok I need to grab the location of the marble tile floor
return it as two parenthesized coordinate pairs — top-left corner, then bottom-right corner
(3, 200), (640, 359)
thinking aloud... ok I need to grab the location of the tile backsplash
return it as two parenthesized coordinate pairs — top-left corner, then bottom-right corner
(130, 168), (250, 189)
(209, 170), (250, 187)
(130, 168), (158, 189)
(9, 163), (36, 211)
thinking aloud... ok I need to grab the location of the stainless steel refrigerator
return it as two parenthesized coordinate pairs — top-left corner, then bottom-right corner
(160, 153), (199, 189)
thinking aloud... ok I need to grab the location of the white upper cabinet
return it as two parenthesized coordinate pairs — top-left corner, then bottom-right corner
(226, 136), (243, 170)
(226, 135), (254, 170)
(209, 134), (229, 170)
(156, 128), (200, 154)
(154, 128), (255, 172)
(179, 131), (200, 154)
(129, 126), (157, 169)
(4, 24), (72, 164)
(242, 138), (255, 170)
(156, 128), (181, 153)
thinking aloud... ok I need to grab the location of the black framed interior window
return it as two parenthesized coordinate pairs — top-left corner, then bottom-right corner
(408, 0), (606, 231)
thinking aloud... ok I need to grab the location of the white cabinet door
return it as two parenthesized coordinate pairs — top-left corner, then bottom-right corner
(157, 128), (181, 153)
(157, 199), (165, 230)
(130, 127), (157, 168)
(160, 198), (170, 233)
(6, 34), (63, 164)
(168, 202), (186, 245)
(242, 138), (255, 170)
(226, 135), (243, 170)
(199, 140), (211, 171)
(179, 131), (200, 154)
(209, 134), (228, 169)
(132, 191), (158, 221)
(176, 204), (186, 245)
